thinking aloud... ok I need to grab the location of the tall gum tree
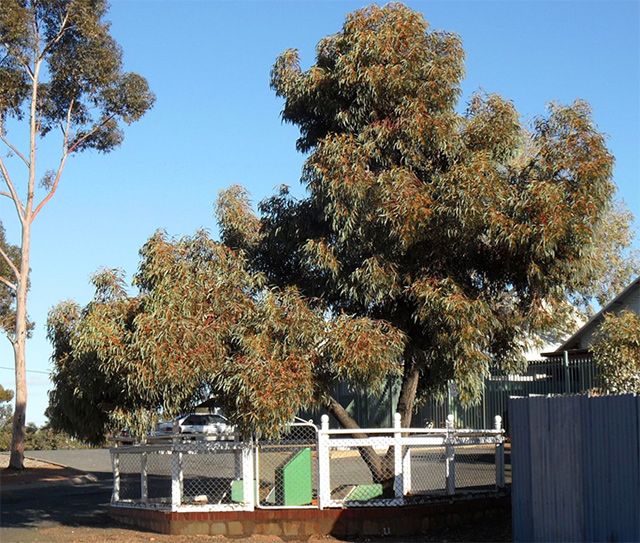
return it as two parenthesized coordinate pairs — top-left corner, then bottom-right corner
(0, 0), (154, 469)
(220, 4), (629, 432)
(46, 3), (635, 488)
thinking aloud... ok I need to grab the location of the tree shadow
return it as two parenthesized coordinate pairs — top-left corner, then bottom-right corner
(1, 474), (113, 529)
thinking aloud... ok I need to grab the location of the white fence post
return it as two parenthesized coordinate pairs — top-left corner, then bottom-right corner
(393, 412), (404, 500)
(494, 415), (505, 489)
(141, 451), (148, 503)
(111, 444), (120, 503)
(445, 414), (455, 495)
(171, 429), (183, 508)
(242, 438), (255, 510)
(318, 414), (331, 509)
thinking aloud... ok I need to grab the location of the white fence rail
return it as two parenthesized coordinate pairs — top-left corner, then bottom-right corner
(110, 413), (505, 512)
(317, 413), (505, 508)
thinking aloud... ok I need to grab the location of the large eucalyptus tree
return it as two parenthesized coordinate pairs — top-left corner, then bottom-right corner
(220, 3), (624, 429)
(46, 4), (633, 486)
(0, 0), (154, 469)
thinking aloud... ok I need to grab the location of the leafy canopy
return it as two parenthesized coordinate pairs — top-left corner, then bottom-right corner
(222, 3), (621, 408)
(48, 3), (633, 440)
(47, 231), (404, 443)
(592, 310), (640, 395)
(0, 0), (155, 154)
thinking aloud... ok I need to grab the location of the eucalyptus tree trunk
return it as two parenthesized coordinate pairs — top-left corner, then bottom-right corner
(9, 225), (30, 469)
(395, 362), (420, 427)
(324, 360), (421, 489)
(325, 396), (392, 489)
(9, 55), (40, 470)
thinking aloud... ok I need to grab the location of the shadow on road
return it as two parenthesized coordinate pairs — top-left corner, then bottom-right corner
(1, 474), (113, 530)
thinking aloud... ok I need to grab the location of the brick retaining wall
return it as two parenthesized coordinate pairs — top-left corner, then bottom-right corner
(110, 495), (510, 537)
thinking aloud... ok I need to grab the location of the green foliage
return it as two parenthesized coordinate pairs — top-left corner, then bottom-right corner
(47, 232), (404, 444)
(0, 0), (155, 152)
(224, 3), (629, 410)
(568, 200), (639, 316)
(0, 384), (14, 450)
(0, 222), (20, 336)
(0, 221), (34, 337)
(592, 310), (640, 394)
(0, 385), (82, 450)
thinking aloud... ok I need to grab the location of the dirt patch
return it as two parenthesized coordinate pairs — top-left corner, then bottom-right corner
(0, 453), (88, 486)
(1, 519), (512, 542)
(0, 527), (340, 543)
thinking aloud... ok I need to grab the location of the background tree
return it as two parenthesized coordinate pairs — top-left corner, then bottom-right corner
(0, 384), (14, 451)
(592, 310), (640, 394)
(568, 199), (639, 317)
(220, 3), (629, 432)
(0, 0), (154, 469)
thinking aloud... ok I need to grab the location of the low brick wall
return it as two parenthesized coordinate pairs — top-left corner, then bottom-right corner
(110, 495), (510, 537)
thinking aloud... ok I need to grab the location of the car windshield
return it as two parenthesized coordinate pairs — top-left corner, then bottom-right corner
(183, 414), (226, 426)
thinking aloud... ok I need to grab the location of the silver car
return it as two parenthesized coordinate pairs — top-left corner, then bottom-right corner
(155, 413), (235, 440)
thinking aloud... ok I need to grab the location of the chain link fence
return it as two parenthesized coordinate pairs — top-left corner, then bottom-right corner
(452, 442), (499, 492)
(111, 437), (254, 511)
(403, 444), (448, 497)
(255, 421), (318, 507)
(317, 415), (505, 507)
(110, 414), (505, 512)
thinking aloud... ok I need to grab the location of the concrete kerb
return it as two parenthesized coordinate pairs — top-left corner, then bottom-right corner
(0, 454), (100, 495)
(1, 473), (99, 494)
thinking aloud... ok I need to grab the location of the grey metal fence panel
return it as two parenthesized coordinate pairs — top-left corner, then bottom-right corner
(510, 398), (532, 543)
(510, 394), (640, 543)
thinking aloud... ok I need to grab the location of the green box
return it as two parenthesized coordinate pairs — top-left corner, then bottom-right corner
(275, 447), (313, 506)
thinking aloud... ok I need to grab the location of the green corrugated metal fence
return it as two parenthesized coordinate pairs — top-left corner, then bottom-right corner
(301, 354), (598, 431)
(416, 354), (598, 430)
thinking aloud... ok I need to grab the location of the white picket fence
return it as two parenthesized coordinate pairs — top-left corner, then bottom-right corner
(110, 413), (505, 512)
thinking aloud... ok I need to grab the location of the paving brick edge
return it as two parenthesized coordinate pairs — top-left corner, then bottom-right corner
(110, 494), (511, 537)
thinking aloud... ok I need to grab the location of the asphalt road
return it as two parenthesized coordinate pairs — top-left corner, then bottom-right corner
(20, 448), (114, 475)
(1, 449), (114, 542)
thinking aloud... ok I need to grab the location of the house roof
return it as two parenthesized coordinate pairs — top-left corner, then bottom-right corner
(549, 276), (640, 354)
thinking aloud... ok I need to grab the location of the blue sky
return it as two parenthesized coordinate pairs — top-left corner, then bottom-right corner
(1, 0), (638, 425)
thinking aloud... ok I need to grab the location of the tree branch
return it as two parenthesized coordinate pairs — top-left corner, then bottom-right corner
(66, 113), (116, 155)
(0, 155), (26, 223)
(0, 274), (17, 292)
(0, 42), (34, 81)
(0, 133), (30, 168)
(40, 10), (71, 58)
(30, 97), (95, 221)
(31, 152), (68, 221)
(0, 244), (20, 280)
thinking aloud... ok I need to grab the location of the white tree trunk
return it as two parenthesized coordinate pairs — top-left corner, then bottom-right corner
(9, 54), (39, 469)
(9, 210), (31, 469)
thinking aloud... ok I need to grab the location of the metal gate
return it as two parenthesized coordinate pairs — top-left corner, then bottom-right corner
(255, 418), (319, 508)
